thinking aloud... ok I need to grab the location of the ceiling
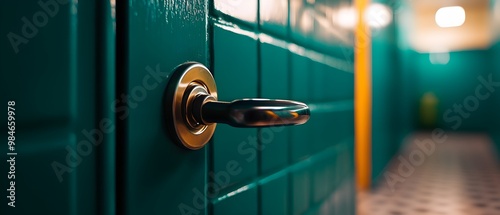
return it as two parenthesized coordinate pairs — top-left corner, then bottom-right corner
(406, 0), (492, 52)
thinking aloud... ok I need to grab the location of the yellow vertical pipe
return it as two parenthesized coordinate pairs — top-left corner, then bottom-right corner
(355, 0), (372, 190)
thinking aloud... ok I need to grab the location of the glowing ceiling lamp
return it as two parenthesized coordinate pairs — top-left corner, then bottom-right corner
(435, 6), (466, 28)
(364, 3), (392, 29)
(334, 6), (358, 29)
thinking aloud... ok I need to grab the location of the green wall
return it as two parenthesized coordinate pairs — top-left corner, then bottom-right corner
(412, 50), (493, 131)
(491, 0), (500, 157)
(492, 40), (500, 157)
(371, 26), (398, 181)
(371, 1), (415, 182)
(209, 1), (356, 214)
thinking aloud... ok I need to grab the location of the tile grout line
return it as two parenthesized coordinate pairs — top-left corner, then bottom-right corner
(286, 1), (293, 214)
(256, 1), (262, 215)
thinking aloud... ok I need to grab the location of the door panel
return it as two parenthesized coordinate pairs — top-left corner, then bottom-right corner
(0, 1), (115, 214)
(121, 1), (208, 214)
(0, 1), (76, 212)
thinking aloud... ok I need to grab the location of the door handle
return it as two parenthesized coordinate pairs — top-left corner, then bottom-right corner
(194, 98), (309, 127)
(165, 62), (310, 150)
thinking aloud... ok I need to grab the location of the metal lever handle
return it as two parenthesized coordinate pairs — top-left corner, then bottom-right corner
(166, 62), (311, 150)
(192, 96), (310, 127)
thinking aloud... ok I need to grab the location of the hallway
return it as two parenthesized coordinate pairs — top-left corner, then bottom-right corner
(358, 133), (500, 215)
(2, 0), (500, 214)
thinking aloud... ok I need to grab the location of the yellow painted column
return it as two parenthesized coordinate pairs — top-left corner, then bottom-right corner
(355, 0), (372, 191)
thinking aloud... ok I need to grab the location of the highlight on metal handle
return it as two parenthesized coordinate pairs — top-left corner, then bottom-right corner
(193, 96), (310, 127)
(165, 62), (311, 150)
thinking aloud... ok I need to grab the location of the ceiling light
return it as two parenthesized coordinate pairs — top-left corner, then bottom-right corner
(435, 6), (466, 28)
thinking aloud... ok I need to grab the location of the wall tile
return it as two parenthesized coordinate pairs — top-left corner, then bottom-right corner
(292, 169), (311, 215)
(260, 40), (290, 173)
(260, 0), (288, 37)
(261, 175), (289, 215)
(213, 24), (259, 189)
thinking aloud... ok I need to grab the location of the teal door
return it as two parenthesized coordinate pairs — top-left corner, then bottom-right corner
(1, 0), (355, 215)
(1, 0), (115, 214)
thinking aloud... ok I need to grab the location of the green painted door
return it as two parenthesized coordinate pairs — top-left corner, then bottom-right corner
(1, 0), (356, 215)
(1, 0), (115, 214)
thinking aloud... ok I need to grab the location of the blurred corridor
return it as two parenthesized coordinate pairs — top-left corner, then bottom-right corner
(358, 133), (500, 215)
(360, 0), (500, 214)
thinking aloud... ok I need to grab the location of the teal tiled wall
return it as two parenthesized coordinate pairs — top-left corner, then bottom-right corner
(209, 0), (355, 214)
(491, 0), (500, 158)
(371, 0), (415, 182)
(492, 39), (500, 158)
(411, 50), (493, 131)
(371, 23), (400, 181)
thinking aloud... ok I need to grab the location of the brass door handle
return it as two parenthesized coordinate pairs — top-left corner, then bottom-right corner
(194, 98), (309, 127)
(165, 62), (310, 150)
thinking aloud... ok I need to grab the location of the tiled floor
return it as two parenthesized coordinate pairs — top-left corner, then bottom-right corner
(358, 133), (500, 215)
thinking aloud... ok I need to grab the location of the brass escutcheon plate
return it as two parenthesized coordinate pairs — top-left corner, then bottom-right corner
(165, 62), (217, 150)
